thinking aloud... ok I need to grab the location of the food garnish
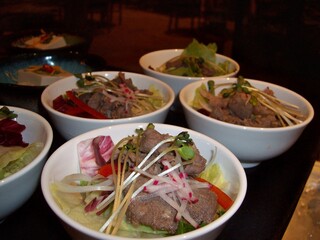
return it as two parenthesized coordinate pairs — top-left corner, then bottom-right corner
(192, 76), (305, 127)
(53, 72), (165, 119)
(36, 64), (63, 75)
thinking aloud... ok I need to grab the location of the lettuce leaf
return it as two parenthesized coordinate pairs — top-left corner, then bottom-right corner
(118, 219), (167, 238)
(198, 162), (227, 190)
(181, 39), (218, 63)
(161, 39), (231, 77)
(0, 106), (17, 120)
(191, 83), (208, 109)
(0, 142), (44, 179)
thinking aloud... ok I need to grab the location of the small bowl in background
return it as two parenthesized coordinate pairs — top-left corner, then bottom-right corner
(41, 71), (175, 140)
(179, 77), (314, 168)
(0, 106), (53, 221)
(139, 49), (240, 97)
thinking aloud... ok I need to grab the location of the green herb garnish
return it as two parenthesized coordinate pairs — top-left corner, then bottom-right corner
(0, 106), (17, 120)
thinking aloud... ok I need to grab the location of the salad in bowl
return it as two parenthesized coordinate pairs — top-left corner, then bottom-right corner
(41, 123), (246, 239)
(0, 106), (53, 220)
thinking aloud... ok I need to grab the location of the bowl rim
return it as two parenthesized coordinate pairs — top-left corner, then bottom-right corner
(0, 106), (53, 185)
(179, 77), (315, 132)
(41, 71), (175, 123)
(41, 122), (247, 240)
(139, 49), (240, 81)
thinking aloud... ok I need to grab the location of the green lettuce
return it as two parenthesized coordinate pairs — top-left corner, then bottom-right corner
(118, 219), (168, 238)
(191, 83), (208, 109)
(198, 163), (226, 189)
(0, 142), (44, 180)
(181, 39), (218, 63)
(161, 39), (231, 77)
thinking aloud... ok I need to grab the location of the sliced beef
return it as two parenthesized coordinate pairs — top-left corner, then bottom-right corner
(165, 57), (183, 70)
(139, 128), (171, 154)
(187, 188), (218, 224)
(78, 91), (132, 119)
(139, 128), (206, 175)
(126, 193), (179, 234)
(204, 89), (282, 127)
(228, 92), (253, 119)
(184, 147), (206, 176)
(123, 127), (218, 234)
(104, 100), (132, 119)
(112, 72), (137, 91)
(126, 185), (217, 234)
(86, 92), (105, 110)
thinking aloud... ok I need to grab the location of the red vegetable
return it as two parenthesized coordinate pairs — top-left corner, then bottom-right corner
(195, 177), (234, 210)
(41, 64), (55, 73)
(0, 118), (28, 147)
(53, 95), (86, 116)
(65, 91), (108, 119)
(98, 163), (118, 177)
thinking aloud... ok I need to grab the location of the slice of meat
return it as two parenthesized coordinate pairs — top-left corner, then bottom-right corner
(126, 183), (217, 234)
(184, 147), (206, 176)
(126, 193), (179, 234)
(187, 188), (218, 224)
(139, 128), (171, 154)
(228, 92), (253, 119)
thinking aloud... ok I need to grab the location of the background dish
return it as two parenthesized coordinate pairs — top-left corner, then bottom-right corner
(0, 52), (105, 87)
(9, 31), (90, 54)
(139, 49), (240, 97)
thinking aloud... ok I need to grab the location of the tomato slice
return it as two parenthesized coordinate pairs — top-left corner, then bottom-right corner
(195, 177), (234, 210)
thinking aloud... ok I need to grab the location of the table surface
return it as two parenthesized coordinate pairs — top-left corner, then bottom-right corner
(0, 60), (319, 240)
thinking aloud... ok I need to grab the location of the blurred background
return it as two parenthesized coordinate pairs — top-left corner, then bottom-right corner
(0, 0), (319, 77)
(1, 0), (319, 111)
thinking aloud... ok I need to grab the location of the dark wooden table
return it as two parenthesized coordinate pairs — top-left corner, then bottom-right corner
(0, 56), (319, 240)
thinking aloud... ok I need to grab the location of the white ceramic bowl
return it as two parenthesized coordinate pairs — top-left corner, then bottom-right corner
(41, 71), (175, 140)
(139, 49), (240, 97)
(0, 106), (53, 221)
(179, 78), (314, 168)
(41, 123), (246, 240)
